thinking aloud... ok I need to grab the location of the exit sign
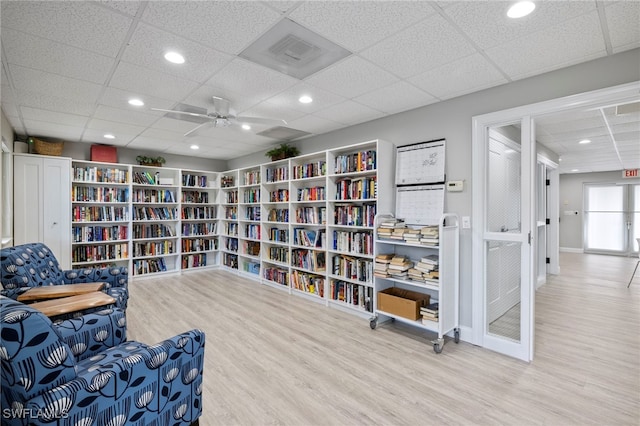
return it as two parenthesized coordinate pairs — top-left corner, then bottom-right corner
(623, 169), (639, 178)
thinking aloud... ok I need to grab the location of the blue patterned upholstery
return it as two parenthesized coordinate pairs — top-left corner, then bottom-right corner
(0, 243), (128, 310)
(0, 297), (205, 425)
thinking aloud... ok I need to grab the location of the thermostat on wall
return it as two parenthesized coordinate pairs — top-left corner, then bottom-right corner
(446, 180), (464, 192)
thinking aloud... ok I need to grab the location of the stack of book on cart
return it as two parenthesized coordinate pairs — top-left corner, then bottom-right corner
(419, 225), (439, 246)
(387, 255), (413, 279)
(420, 302), (439, 324)
(377, 218), (406, 239)
(374, 253), (393, 278)
(411, 254), (439, 284)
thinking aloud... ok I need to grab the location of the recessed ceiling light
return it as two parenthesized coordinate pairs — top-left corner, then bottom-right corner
(190, 144), (199, 150)
(579, 139), (591, 144)
(571, 169), (579, 172)
(507, 1), (536, 18)
(299, 95), (313, 104)
(104, 134), (115, 139)
(164, 51), (185, 64)
(242, 124), (251, 130)
(128, 98), (144, 107)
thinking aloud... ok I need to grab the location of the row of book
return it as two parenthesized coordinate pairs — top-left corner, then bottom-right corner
(73, 166), (129, 184)
(134, 258), (167, 275)
(377, 218), (439, 246)
(294, 206), (327, 225)
(72, 243), (128, 263)
(265, 166), (289, 182)
(245, 207), (261, 221)
(291, 248), (326, 272)
(182, 238), (217, 253)
(267, 208), (288, 223)
(243, 261), (260, 275)
(181, 190), (209, 204)
(181, 207), (216, 220)
(244, 241), (260, 257)
(224, 238), (238, 252)
(269, 189), (289, 202)
(224, 206), (238, 219)
(329, 280), (373, 312)
(243, 170), (260, 185)
(291, 270), (324, 297)
(72, 206), (129, 222)
(224, 222), (238, 236)
(263, 266), (288, 286)
(268, 246), (289, 264)
(133, 171), (161, 185)
(182, 174), (208, 188)
(243, 188), (260, 203)
(245, 224), (261, 240)
(182, 253), (207, 268)
(331, 255), (373, 283)
(335, 177), (377, 201)
(72, 186), (128, 203)
(72, 225), (128, 243)
(334, 204), (376, 227)
(133, 240), (174, 257)
(225, 190), (238, 203)
(374, 253), (439, 284)
(268, 227), (288, 243)
(220, 176), (235, 188)
(182, 223), (216, 236)
(133, 207), (177, 221)
(133, 223), (175, 239)
(332, 230), (373, 255)
(132, 188), (176, 204)
(293, 228), (325, 248)
(292, 161), (326, 180)
(421, 302), (439, 324)
(223, 253), (238, 268)
(334, 150), (376, 174)
(297, 186), (326, 201)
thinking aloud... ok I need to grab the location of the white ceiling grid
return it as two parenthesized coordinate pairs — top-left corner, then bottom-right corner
(0, 0), (638, 173)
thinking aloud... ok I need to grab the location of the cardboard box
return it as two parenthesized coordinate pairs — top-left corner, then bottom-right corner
(377, 287), (430, 320)
(90, 145), (117, 163)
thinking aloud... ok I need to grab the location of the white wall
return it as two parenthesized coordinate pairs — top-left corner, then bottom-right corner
(559, 171), (640, 250)
(230, 48), (640, 329)
(1, 109), (14, 247)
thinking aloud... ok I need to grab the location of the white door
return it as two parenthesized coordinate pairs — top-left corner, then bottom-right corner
(474, 123), (535, 362)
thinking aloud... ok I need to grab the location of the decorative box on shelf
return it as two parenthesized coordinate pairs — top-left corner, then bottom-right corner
(90, 145), (117, 163)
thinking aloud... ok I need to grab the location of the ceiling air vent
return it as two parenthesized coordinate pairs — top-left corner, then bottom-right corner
(257, 126), (311, 140)
(240, 18), (351, 80)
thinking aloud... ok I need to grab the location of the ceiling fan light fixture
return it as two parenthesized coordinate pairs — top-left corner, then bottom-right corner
(507, 1), (535, 18)
(164, 51), (185, 64)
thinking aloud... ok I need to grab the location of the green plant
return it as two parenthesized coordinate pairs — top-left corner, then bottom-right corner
(136, 155), (166, 166)
(265, 143), (300, 160)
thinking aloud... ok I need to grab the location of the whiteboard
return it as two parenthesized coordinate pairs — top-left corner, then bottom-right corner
(395, 184), (445, 225)
(396, 139), (446, 185)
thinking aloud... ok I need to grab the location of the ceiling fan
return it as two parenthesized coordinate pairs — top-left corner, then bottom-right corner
(151, 96), (287, 137)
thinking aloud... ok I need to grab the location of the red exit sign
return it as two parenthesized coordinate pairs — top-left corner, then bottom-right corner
(623, 169), (639, 178)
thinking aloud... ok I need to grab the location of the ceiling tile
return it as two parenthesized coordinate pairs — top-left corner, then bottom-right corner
(313, 100), (385, 126)
(137, 127), (186, 142)
(126, 136), (177, 151)
(360, 13), (476, 78)
(240, 101), (307, 124)
(205, 58), (299, 103)
(2, 29), (114, 85)
(182, 86), (258, 115)
(12, 90), (95, 116)
(141, 1), (281, 54)
(264, 82), (346, 114)
(109, 62), (199, 101)
(97, 0), (142, 17)
(86, 118), (146, 137)
(98, 87), (176, 113)
(306, 56), (399, 99)
(408, 53), (508, 100)
(1, 102), (20, 119)
(354, 81), (437, 114)
(289, 1), (436, 52)
(605, 1), (640, 53)
(20, 107), (89, 128)
(93, 105), (159, 127)
(122, 23), (233, 83)
(0, 1), (132, 57)
(23, 119), (83, 140)
(10, 65), (103, 103)
(485, 12), (607, 80)
(81, 129), (134, 146)
(287, 114), (344, 135)
(152, 117), (208, 134)
(443, 1), (596, 50)
(262, 1), (301, 15)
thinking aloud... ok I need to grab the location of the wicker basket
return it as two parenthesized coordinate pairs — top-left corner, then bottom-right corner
(33, 138), (64, 156)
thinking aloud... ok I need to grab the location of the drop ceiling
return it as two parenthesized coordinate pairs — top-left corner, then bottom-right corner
(1, 1), (639, 170)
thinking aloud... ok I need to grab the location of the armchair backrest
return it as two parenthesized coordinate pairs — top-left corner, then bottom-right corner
(0, 243), (64, 289)
(0, 297), (78, 408)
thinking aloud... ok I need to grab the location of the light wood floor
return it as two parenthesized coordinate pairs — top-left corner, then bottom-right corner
(127, 253), (640, 425)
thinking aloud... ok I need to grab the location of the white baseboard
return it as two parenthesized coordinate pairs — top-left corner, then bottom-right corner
(560, 247), (584, 253)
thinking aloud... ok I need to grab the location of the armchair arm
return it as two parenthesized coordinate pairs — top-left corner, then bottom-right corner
(53, 308), (127, 362)
(62, 267), (129, 310)
(25, 330), (205, 426)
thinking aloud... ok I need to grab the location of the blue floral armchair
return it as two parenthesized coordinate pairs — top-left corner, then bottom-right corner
(0, 297), (205, 425)
(0, 243), (128, 310)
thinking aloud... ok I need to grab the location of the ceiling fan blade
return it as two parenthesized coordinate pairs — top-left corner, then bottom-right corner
(184, 121), (216, 137)
(212, 96), (230, 116)
(151, 108), (213, 120)
(234, 116), (288, 126)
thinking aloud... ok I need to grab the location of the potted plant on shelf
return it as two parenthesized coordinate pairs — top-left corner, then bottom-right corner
(136, 155), (166, 167)
(265, 143), (300, 161)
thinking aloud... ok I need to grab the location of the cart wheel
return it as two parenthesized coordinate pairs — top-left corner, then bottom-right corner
(369, 319), (377, 330)
(454, 329), (460, 343)
(433, 343), (442, 354)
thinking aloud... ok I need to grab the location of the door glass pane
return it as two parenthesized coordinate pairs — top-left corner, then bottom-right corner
(586, 213), (625, 250)
(633, 185), (640, 252)
(486, 241), (521, 342)
(588, 186), (623, 211)
(488, 135), (521, 233)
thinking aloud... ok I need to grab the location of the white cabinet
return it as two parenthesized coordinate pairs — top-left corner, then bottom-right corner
(14, 154), (71, 268)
